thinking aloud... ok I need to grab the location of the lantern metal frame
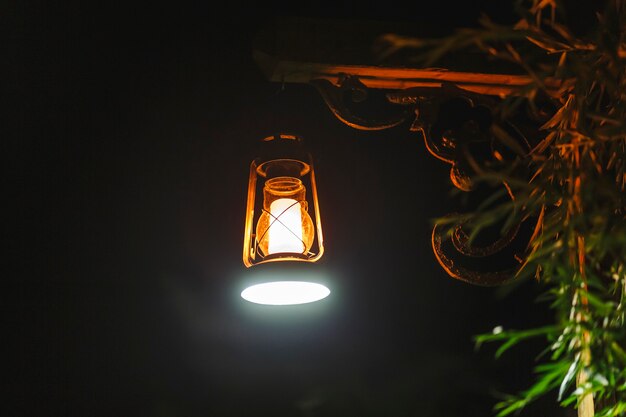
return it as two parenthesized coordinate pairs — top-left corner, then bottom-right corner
(242, 134), (325, 268)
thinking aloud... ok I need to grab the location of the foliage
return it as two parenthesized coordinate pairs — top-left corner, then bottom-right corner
(381, 1), (626, 416)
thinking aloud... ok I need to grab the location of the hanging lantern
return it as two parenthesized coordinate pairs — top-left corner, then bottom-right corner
(241, 134), (329, 305)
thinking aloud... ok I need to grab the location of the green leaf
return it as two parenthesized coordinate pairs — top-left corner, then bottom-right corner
(558, 358), (579, 401)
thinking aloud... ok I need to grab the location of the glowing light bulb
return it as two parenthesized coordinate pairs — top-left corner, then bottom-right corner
(268, 198), (303, 254)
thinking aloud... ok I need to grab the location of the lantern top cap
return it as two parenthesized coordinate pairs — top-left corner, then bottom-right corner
(262, 134), (304, 143)
(255, 133), (311, 172)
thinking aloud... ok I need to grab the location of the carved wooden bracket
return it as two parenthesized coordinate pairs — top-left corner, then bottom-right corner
(255, 54), (549, 286)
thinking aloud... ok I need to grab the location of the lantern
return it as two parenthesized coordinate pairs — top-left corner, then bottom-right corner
(241, 134), (329, 305)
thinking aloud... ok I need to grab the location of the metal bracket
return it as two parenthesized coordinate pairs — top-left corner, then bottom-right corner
(311, 75), (545, 286)
(310, 75), (411, 130)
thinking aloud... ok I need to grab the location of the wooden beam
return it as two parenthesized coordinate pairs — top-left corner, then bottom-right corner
(254, 51), (558, 96)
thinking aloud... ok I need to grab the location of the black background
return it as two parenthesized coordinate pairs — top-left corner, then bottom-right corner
(8, 1), (580, 416)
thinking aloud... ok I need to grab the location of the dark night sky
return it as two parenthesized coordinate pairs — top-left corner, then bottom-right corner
(7, 2), (575, 416)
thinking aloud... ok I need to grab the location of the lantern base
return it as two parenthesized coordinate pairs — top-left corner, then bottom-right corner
(239, 261), (331, 305)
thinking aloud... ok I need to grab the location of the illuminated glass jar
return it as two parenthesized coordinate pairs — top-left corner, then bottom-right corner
(255, 176), (314, 257)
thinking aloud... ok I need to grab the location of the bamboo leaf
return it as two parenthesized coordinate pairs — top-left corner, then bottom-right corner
(558, 357), (579, 401)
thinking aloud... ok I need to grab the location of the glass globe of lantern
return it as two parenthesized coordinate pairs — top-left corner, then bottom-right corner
(240, 134), (329, 306)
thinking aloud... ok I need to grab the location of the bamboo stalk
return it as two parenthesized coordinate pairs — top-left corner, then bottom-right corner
(576, 235), (594, 417)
